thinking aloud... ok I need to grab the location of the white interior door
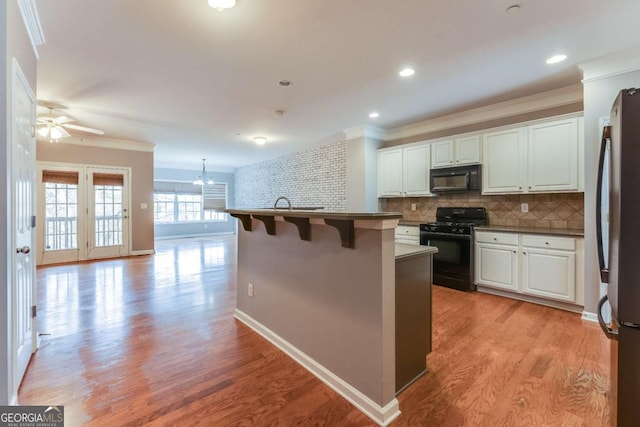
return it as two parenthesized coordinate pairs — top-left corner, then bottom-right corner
(11, 58), (37, 391)
(87, 167), (130, 259)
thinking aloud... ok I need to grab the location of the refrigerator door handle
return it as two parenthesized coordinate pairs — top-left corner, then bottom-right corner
(597, 295), (618, 340)
(596, 126), (611, 283)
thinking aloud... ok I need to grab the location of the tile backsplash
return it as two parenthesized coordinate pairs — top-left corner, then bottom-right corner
(380, 192), (584, 230)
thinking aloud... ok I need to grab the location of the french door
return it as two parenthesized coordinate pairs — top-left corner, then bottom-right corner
(37, 163), (130, 264)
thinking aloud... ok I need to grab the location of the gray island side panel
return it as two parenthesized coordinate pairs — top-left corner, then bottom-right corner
(236, 217), (397, 408)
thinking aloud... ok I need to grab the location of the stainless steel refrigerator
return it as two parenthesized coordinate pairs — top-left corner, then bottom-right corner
(597, 88), (640, 427)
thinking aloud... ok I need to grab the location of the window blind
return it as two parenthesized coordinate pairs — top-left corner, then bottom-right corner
(203, 183), (227, 210)
(42, 170), (79, 185)
(153, 180), (202, 195)
(93, 173), (124, 186)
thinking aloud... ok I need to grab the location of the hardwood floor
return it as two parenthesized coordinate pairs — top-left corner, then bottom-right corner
(20, 236), (610, 426)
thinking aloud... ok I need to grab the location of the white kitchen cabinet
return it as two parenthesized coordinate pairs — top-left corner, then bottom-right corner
(395, 225), (420, 245)
(482, 128), (526, 194)
(522, 248), (576, 302)
(527, 118), (579, 192)
(378, 144), (431, 197)
(431, 136), (481, 168)
(482, 116), (580, 195)
(475, 231), (519, 291)
(475, 231), (583, 307)
(377, 148), (404, 196)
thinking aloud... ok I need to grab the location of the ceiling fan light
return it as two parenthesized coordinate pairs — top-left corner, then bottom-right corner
(208, 0), (236, 11)
(37, 126), (50, 137)
(50, 127), (63, 140)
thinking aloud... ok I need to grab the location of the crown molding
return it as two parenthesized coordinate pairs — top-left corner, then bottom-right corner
(579, 46), (640, 83)
(40, 135), (156, 152)
(342, 124), (388, 141)
(17, 0), (45, 60)
(384, 84), (583, 141)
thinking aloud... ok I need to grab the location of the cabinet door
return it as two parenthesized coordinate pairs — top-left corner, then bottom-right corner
(455, 136), (481, 165)
(403, 145), (431, 196)
(482, 128), (526, 194)
(378, 149), (404, 196)
(475, 243), (518, 291)
(430, 140), (454, 168)
(527, 118), (578, 192)
(522, 248), (576, 302)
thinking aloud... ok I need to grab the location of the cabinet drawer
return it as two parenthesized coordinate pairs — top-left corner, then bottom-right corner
(521, 234), (575, 251)
(396, 236), (420, 245)
(396, 225), (419, 237)
(475, 231), (518, 246)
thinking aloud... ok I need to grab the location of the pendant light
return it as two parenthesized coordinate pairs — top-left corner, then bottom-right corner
(193, 158), (214, 186)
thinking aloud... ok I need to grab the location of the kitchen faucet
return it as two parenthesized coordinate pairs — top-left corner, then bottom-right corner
(273, 196), (292, 210)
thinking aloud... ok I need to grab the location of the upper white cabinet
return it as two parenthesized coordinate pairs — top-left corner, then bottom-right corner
(378, 144), (431, 197)
(377, 149), (404, 196)
(482, 128), (527, 194)
(527, 118), (579, 192)
(482, 117), (580, 194)
(431, 136), (481, 168)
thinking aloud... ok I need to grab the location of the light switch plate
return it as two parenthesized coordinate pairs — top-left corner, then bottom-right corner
(141, 203), (148, 209)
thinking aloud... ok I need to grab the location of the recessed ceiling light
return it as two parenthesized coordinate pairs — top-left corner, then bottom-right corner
(208, 0), (236, 11)
(254, 136), (267, 145)
(278, 80), (292, 87)
(399, 68), (415, 77)
(546, 54), (567, 64)
(369, 112), (380, 119)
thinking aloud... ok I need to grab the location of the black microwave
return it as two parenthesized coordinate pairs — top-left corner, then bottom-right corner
(430, 164), (481, 193)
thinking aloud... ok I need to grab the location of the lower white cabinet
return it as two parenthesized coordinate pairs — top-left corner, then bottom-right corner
(395, 225), (420, 245)
(476, 243), (518, 291)
(475, 231), (583, 306)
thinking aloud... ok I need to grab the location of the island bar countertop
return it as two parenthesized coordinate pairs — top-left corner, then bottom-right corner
(226, 208), (403, 221)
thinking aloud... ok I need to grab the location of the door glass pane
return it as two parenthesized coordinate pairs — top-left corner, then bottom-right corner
(44, 182), (78, 250)
(94, 184), (123, 247)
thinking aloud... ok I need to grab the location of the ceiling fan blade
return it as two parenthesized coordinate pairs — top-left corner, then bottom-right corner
(62, 123), (105, 135)
(54, 116), (75, 124)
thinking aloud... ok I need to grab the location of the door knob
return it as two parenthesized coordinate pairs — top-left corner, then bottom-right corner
(16, 246), (31, 254)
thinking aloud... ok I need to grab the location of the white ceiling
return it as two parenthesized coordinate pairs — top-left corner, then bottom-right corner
(35, 0), (640, 171)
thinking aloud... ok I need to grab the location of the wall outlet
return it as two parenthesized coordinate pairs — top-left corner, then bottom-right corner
(521, 203), (529, 213)
(411, 203), (417, 211)
(248, 283), (254, 298)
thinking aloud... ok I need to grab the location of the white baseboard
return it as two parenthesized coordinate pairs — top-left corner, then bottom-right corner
(476, 286), (583, 314)
(234, 309), (401, 427)
(581, 311), (598, 323)
(130, 249), (155, 256)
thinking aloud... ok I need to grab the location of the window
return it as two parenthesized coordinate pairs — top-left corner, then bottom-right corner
(153, 180), (228, 224)
(43, 170), (79, 251)
(154, 193), (175, 223)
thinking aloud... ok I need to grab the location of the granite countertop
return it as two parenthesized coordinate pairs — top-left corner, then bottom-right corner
(227, 209), (402, 221)
(474, 225), (584, 237)
(395, 243), (438, 259)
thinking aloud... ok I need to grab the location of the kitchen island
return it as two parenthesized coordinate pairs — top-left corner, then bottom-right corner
(228, 209), (435, 426)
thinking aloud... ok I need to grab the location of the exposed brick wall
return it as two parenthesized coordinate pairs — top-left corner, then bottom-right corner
(234, 142), (347, 211)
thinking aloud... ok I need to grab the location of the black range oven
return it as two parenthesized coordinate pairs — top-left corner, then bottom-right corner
(419, 207), (487, 292)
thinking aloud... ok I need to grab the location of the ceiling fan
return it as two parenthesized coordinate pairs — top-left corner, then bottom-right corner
(36, 107), (104, 142)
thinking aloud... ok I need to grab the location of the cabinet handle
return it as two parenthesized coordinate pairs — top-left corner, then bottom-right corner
(545, 242), (549, 245)
(456, 160), (460, 163)
(529, 186), (532, 189)
(519, 186), (522, 190)
(513, 250), (517, 254)
(523, 251), (527, 254)
(494, 237), (497, 241)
